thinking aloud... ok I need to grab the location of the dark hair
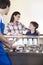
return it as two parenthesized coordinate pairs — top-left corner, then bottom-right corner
(30, 21), (39, 29)
(0, 0), (10, 9)
(10, 11), (21, 23)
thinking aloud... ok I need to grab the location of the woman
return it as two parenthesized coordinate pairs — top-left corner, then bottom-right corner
(6, 11), (28, 36)
(5, 11), (28, 47)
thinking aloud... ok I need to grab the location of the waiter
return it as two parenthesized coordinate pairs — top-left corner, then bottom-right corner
(0, 0), (14, 65)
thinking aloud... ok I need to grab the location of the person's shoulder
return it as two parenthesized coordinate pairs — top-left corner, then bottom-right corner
(35, 30), (39, 35)
(26, 30), (31, 35)
(0, 14), (4, 23)
(0, 14), (2, 18)
(18, 21), (23, 25)
(7, 22), (13, 26)
(17, 21), (21, 25)
(0, 14), (2, 22)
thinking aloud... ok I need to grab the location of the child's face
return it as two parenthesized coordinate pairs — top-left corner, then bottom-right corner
(29, 23), (35, 31)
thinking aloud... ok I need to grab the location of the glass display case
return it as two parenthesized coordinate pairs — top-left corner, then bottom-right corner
(4, 35), (43, 53)
(4, 35), (43, 65)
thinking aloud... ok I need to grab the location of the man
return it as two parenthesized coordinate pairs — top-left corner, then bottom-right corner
(0, 0), (13, 65)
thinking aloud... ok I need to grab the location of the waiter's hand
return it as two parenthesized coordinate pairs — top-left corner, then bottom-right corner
(8, 40), (16, 49)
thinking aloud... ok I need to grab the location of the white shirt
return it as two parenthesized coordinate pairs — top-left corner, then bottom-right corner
(0, 14), (4, 23)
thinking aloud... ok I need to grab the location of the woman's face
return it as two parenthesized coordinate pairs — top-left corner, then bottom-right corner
(14, 14), (20, 22)
(29, 23), (35, 30)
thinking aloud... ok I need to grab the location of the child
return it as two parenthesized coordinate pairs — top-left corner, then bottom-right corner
(26, 21), (39, 36)
(26, 21), (39, 46)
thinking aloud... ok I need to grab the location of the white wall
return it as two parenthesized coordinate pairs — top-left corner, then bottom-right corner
(4, 0), (43, 34)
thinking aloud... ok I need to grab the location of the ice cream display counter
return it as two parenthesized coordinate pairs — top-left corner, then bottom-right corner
(4, 35), (43, 65)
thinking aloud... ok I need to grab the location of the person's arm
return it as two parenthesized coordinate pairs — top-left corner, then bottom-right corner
(0, 33), (15, 49)
(21, 23), (29, 34)
(0, 33), (9, 43)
